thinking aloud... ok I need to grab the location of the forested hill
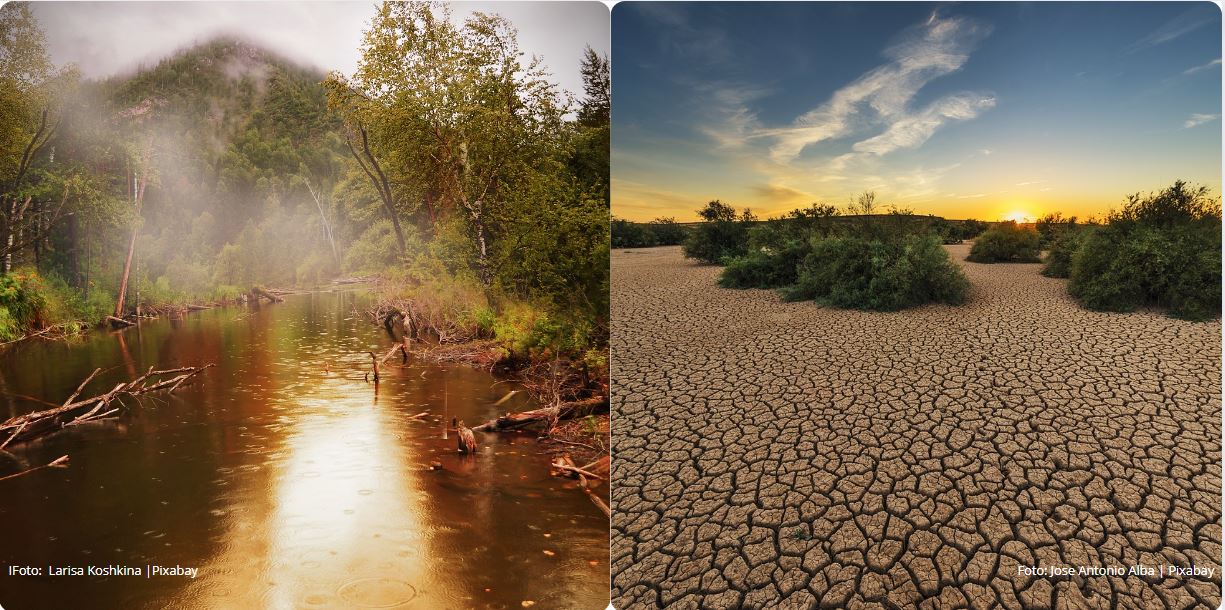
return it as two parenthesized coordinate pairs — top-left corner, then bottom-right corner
(68, 37), (348, 298)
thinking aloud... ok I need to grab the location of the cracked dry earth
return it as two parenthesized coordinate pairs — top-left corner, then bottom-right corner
(610, 244), (1221, 610)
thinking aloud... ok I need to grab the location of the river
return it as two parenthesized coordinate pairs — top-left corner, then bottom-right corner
(0, 290), (608, 609)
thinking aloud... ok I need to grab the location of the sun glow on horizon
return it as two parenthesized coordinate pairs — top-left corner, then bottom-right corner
(1001, 210), (1032, 223)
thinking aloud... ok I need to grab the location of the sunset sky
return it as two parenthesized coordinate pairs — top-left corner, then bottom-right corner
(612, 2), (1222, 222)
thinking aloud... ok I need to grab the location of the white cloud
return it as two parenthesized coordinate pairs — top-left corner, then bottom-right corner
(852, 92), (996, 156)
(1184, 113), (1220, 128)
(765, 14), (993, 163)
(1129, 8), (1213, 53)
(1183, 58), (1222, 75)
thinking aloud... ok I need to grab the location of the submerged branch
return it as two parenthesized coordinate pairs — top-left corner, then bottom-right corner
(0, 364), (214, 447)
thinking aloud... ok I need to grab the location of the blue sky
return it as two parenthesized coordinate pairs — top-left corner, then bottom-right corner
(612, 2), (1222, 221)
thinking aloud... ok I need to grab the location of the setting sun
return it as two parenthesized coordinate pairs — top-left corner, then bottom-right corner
(1002, 210), (1032, 223)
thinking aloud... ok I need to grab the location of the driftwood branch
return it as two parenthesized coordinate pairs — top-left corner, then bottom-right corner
(0, 364), (214, 447)
(0, 455), (68, 483)
(471, 396), (607, 433)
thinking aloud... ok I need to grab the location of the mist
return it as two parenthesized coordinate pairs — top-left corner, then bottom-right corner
(30, 1), (610, 97)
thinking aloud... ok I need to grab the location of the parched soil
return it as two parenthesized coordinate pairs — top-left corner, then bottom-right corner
(611, 245), (1221, 609)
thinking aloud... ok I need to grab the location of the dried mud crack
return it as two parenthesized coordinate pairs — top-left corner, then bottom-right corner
(611, 245), (1221, 609)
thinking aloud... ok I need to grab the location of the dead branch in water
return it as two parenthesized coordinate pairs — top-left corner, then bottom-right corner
(0, 364), (214, 447)
(470, 396), (607, 433)
(551, 454), (610, 518)
(0, 455), (68, 483)
(106, 315), (135, 329)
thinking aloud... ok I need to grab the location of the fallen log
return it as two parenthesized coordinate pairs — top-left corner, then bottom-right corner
(250, 286), (284, 303)
(0, 364), (214, 447)
(471, 396), (607, 433)
(106, 315), (135, 329)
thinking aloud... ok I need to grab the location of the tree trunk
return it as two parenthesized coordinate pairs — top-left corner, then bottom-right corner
(115, 160), (149, 318)
(114, 224), (138, 318)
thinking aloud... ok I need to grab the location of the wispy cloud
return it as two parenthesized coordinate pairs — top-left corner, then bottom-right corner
(764, 14), (994, 163)
(1183, 58), (1222, 75)
(751, 183), (815, 206)
(851, 92), (996, 156)
(1184, 113), (1219, 128)
(1129, 8), (1213, 53)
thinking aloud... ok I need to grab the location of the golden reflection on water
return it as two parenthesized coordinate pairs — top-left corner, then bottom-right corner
(185, 375), (427, 609)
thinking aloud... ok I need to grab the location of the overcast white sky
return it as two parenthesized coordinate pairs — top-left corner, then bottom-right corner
(27, 1), (610, 96)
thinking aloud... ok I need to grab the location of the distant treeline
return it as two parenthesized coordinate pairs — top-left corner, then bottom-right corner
(676, 184), (1220, 320)
(613, 207), (990, 250)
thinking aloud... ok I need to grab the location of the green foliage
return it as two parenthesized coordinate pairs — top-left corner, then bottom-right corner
(1040, 227), (1088, 278)
(646, 217), (687, 246)
(931, 218), (988, 244)
(719, 247), (804, 289)
(0, 268), (101, 340)
(1067, 182), (1221, 320)
(782, 234), (968, 311)
(682, 200), (754, 264)
(1035, 212), (1078, 248)
(966, 222), (1041, 263)
(611, 217), (656, 248)
(610, 217), (689, 249)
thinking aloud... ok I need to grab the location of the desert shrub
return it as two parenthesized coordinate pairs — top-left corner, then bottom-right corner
(682, 200), (755, 264)
(611, 217), (656, 248)
(782, 234), (968, 311)
(1041, 227), (1089, 278)
(932, 218), (989, 244)
(719, 246), (808, 289)
(646, 217), (687, 245)
(966, 222), (1041, 263)
(718, 223), (811, 289)
(1035, 212), (1078, 248)
(1068, 182), (1221, 320)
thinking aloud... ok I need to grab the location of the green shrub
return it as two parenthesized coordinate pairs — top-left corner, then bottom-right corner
(611, 217), (656, 248)
(646, 217), (687, 246)
(966, 222), (1041, 263)
(1068, 183), (1220, 320)
(933, 218), (990, 244)
(1035, 212), (1078, 248)
(1041, 227), (1089, 278)
(682, 200), (754, 264)
(782, 234), (968, 311)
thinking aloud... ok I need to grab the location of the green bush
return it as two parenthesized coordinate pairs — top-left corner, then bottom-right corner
(1067, 182), (1221, 320)
(966, 222), (1041, 263)
(1035, 213), (1078, 248)
(611, 217), (656, 249)
(782, 234), (968, 311)
(682, 200), (754, 264)
(646, 217), (687, 246)
(1041, 227), (1088, 278)
(933, 218), (989, 244)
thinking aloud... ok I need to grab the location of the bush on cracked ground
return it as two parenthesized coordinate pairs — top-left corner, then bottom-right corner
(682, 200), (756, 264)
(1040, 226), (1090, 278)
(966, 221), (1042, 263)
(779, 234), (969, 311)
(1067, 181), (1221, 320)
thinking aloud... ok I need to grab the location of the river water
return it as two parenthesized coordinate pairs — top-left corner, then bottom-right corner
(0, 291), (608, 609)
